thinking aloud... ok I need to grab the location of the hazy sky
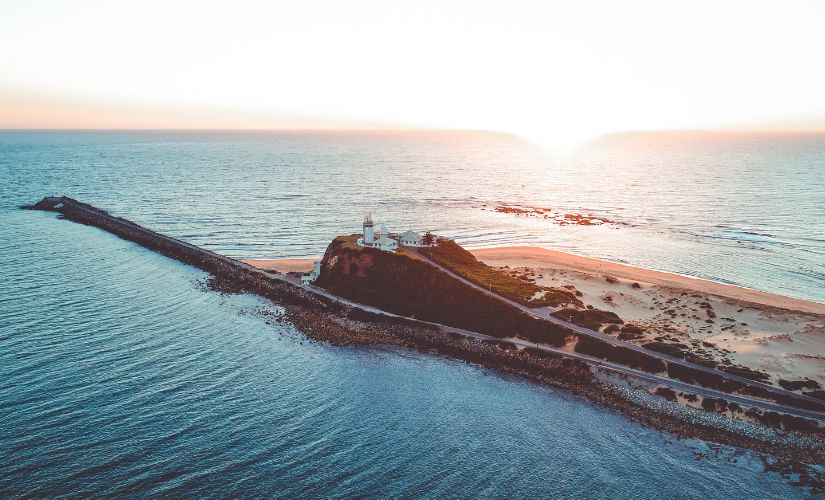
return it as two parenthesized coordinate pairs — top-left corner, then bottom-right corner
(2, 0), (824, 146)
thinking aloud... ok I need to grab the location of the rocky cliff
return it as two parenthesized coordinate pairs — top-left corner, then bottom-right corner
(313, 236), (574, 346)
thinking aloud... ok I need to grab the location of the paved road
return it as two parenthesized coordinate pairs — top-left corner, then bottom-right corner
(407, 248), (825, 411)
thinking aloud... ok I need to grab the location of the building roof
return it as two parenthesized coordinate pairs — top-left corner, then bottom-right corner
(401, 230), (421, 240)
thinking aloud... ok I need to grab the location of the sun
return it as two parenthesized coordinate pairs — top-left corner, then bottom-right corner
(516, 125), (601, 154)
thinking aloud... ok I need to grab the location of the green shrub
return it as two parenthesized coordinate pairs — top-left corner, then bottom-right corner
(642, 341), (686, 359)
(654, 387), (677, 401)
(552, 308), (623, 330)
(573, 336), (666, 373)
(802, 390), (825, 401)
(778, 379), (821, 391)
(720, 364), (770, 383)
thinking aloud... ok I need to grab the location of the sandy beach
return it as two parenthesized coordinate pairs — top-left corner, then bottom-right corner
(470, 247), (825, 315)
(242, 258), (316, 273)
(471, 246), (825, 388)
(245, 246), (825, 388)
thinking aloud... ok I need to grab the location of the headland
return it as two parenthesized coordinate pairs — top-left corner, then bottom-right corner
(246, 246), (825, 393)
(23, 197), (825, 467)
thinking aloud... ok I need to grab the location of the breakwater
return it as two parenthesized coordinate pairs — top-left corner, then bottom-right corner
(25, 196), (291, 288)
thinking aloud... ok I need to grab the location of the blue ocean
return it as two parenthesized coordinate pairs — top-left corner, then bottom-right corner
(1, 131), (823, 496)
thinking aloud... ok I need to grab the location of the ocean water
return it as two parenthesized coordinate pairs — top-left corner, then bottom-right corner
(1, 131), (824, 496)
(1, 130), (823, 303)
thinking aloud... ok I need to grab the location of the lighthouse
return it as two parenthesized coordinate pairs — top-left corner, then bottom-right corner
(356, 215), (429, 251)
(363, 214), (375, 244)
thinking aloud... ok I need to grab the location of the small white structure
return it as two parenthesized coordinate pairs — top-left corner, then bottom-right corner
(378, 224), (398, 251)
(400, 230), (423, 247)
(301, 260), (322, 285)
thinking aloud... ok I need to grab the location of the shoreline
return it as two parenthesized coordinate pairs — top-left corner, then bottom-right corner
(244, 246), (825, 315)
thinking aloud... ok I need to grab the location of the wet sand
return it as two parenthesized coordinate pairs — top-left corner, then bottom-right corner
(242, 258), (316, 273)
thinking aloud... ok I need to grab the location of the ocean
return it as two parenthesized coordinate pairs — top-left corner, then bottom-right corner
(1, 130), (823, 496)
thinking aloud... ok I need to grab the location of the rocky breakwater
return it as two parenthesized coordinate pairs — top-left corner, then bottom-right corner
(21, 197), (397, 346)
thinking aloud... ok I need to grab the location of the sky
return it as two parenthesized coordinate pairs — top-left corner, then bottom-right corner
(2, 0), (825, 147)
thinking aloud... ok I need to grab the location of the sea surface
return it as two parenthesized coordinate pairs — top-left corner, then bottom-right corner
(1, 130), (824, 496)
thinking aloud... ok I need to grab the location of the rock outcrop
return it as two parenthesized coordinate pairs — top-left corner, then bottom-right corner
(315, 236), (575, 346)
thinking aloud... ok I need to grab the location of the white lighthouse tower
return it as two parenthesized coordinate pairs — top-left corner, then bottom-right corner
(363, 214), (375, 245)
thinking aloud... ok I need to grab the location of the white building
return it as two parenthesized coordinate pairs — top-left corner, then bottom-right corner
(356, 215), (431, 252)
(377, 224), (398, 251)
(400, 230), (423, 247)
(301, 260), (322, 285)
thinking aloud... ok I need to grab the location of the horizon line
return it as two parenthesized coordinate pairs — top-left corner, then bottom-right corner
(3, 127), (825, 137)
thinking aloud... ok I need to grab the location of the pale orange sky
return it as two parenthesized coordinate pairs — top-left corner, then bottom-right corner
(2, 0), (825, 147)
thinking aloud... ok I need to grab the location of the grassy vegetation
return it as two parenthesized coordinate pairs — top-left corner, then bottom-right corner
(654, 387), (678, 401)
(642, 341), (688, 358)
(803, 390), (825, 401)
(573, 336), (666, 373)
(778, 379), (821, 391)
(719, 364), (771, 383)
(552, 308), (623, 330)
(422, 240), (582, 308)
(337, 234), (367, 251)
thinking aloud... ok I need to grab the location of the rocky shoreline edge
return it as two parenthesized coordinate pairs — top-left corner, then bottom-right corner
(214, 276), (825, 489)
(22, 197), (825, 485)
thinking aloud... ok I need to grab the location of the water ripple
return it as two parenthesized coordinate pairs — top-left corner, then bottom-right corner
(1, 132), (823, 496)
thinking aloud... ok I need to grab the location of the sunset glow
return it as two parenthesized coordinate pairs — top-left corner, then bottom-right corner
(2, 0), (825, 148)
(4, 2), (825, 494)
